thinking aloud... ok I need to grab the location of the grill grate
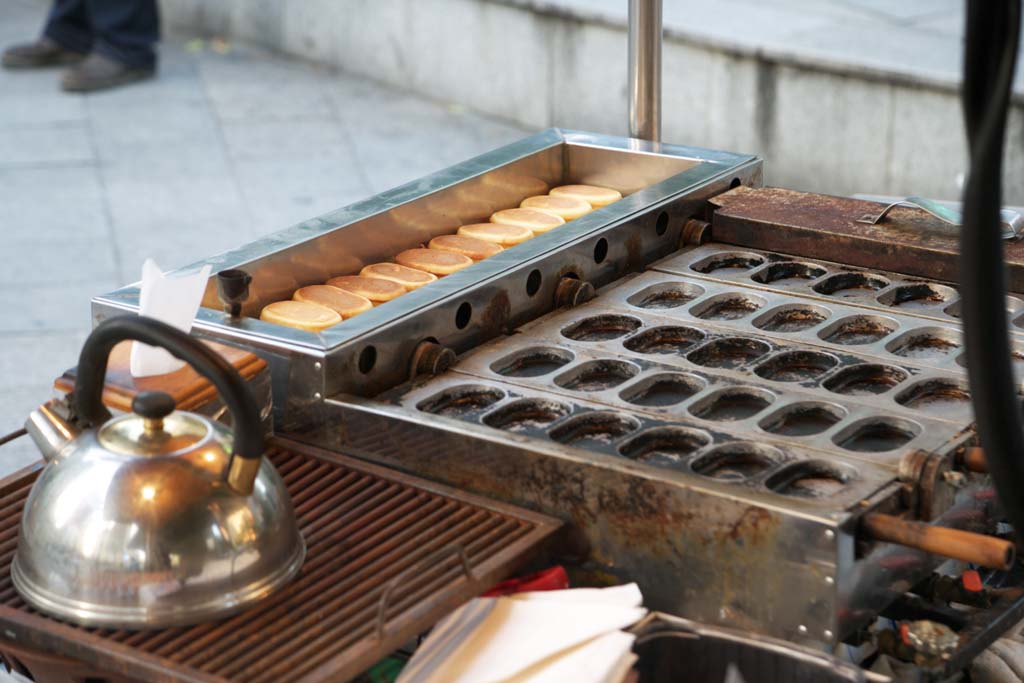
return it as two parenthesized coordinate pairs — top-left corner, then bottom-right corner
(0, 439), (560, 683)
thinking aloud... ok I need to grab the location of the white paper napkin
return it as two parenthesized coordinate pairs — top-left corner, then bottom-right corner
(129, 259), (212, 377)
(397, 584), (647, 683)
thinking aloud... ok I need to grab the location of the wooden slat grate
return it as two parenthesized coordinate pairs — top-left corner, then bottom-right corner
(0, 440), (560, 683)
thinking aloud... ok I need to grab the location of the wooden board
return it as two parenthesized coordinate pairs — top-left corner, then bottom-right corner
(53, 340), (266, 413)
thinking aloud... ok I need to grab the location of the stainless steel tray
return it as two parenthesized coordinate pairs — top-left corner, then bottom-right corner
(92, 130), (760, 416)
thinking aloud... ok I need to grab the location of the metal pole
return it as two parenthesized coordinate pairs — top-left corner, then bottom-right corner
(628, 0), (662, 141)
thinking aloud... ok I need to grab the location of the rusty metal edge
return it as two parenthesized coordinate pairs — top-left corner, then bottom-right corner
(271, 437), (563, 533)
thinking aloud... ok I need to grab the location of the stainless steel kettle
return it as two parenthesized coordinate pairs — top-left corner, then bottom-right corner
(13, 316), (305, 629)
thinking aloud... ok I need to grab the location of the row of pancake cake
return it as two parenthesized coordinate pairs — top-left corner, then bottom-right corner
(259, 184), (622, 332)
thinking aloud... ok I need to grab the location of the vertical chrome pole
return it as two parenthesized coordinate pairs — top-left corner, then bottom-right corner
(628, 0), (662, 141)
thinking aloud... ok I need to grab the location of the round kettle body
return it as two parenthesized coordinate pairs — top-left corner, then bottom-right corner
(14, 316), (305, 629)
(12, 424), (304, 628)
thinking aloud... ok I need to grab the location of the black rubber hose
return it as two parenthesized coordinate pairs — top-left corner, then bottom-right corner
(959, 0), (1024, 535)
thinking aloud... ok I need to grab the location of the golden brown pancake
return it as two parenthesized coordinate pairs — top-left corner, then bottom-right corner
(490, 208), (565, 235)
(326, 275), (405, 303)
(260, 300), (341, 332)
(549, 184), (622, 208)
(520, 194), (593, 221)
(361, 262), (438, 291)
(457, 222), (534, 246)
(293, 285), (373, 319)
(395, 248), (474, 276)
(428, 234), (503, 261)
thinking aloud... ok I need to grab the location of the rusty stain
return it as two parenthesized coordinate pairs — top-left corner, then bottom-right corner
(480, 290), (511, 336)
(709, 186), (1024, 292)
(625, 232), (644, 271)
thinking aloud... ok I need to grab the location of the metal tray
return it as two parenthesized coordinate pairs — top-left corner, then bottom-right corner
(91, 129), (760, 410)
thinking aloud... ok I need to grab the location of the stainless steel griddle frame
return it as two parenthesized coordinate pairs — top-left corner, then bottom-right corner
(91, 129), (762, 429)
(284, 248), (987, 648)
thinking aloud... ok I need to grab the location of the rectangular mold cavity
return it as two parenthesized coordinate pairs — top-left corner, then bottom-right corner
(759, 402), (846, 437)
(691, 443), (784, 482)
(884, 327), (961, 361)
(619, 373), (706, 407)
(752, 304), (831, 333)
(491, 346), (575, 378)
(832, 418), (921, 453)
(562, 314), (644, 342)
(754, 351), (839, 383)
(687, 337), (772, 369)
(818, 315), (899, 346)
(554, 359), (640, 392)
(688, 387), (776, 422)
(623, 326), (706, 355)
(877, 283), (957, 310)
(822, 364), (908, 396)
(895, 379), (972, 419)
(482, 398), (572, 432)
(690, 292), (767, 321)
(766, 460), (855, 499)
(618, 426), (711, 466)
(417, 384), (506, 417)
(549, 411), (640, 446)
(626, 282), (706, 309)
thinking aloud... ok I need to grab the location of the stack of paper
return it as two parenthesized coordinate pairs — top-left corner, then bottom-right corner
(397, 584), (645, 683)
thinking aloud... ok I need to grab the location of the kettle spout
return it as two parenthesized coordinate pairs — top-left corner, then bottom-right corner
(25, 399), (80, 463)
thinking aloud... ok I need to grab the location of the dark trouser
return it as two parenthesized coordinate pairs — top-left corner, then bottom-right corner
(43, 0), (159, 68)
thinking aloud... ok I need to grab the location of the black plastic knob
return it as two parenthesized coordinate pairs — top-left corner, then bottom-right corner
(217, 269), (252, 318)
(132, 391), (176, 420)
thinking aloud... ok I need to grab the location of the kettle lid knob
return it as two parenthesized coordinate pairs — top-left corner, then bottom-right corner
(132, 391), (176, 419)
(132, 392), (176, 435)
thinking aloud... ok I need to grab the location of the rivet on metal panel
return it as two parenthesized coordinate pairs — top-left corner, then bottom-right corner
(313, 392), (322, 401)
(314, 362), (322, 371)
(824, 530), (836, 541)
(554, 276), (596, 308)
(824, 629), (834, 640)
(798, 624), (808, 635)
(825, 576), (835, 586)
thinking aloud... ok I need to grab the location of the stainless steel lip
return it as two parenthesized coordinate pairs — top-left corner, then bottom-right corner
(325, 391), (883, 526)
(10, 539), (306, 630)
(91, 129), (756, 354)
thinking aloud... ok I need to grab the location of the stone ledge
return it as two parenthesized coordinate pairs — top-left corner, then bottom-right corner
(158, 0), (1024, 204)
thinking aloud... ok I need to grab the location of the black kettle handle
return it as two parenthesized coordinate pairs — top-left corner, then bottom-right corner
(74, 316), (263, 462)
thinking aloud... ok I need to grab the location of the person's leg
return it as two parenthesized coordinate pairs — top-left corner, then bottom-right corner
(60, 0), (159, 91)
(1, 0), (90, 69)
(42, 0), (95, 56)
(85, 0), (160, 69)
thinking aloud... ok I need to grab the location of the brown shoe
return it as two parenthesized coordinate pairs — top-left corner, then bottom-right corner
(60, 53), (154, 92)
(2, 38), (86, 69)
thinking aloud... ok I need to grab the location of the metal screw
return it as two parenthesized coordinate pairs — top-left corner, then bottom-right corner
(797, 624), (808, 635)
(824, 530), (835, 541)
(313, 392), (322, 401)
(314, 361), (322, 371)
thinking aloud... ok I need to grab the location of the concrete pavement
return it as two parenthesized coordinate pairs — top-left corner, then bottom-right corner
(0, 0), (527, 473)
